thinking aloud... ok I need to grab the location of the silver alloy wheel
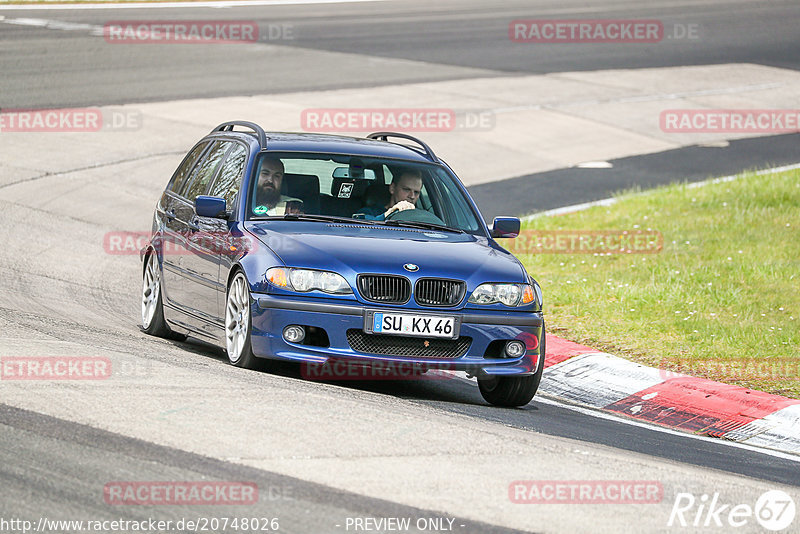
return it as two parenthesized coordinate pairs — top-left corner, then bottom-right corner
(226, 273), (250, 363)
(141, 254), (160, 329)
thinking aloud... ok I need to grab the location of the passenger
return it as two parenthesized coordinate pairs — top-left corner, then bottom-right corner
(253, 157), (303, 216)
(356, 169), (422, 221)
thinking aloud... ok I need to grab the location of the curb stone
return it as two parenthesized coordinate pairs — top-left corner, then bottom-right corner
(541, 335), (800, 455)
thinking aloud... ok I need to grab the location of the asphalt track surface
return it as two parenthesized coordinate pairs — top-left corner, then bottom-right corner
(1, 0), (799, 107)
(1, 1), (799, 533)
(471, 133), (800, 220)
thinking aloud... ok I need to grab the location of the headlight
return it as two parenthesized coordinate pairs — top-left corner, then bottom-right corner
(266, 268), (352, 294)
(468, 283), (536, 307)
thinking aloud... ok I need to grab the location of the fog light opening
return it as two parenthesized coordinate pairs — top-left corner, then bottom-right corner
(283, 325), (306, 344)
(504, 340), (526, 358)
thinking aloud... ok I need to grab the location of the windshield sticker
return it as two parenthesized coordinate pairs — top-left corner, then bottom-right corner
(423, 232), (447, 239)
(253, 205), (269, 215)
(338, 182), (354, 198)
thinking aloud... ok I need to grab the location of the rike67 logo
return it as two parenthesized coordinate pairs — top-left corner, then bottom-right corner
(668, 490), (796, 531)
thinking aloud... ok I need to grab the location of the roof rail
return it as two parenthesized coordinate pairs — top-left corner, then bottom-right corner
(367, 131), (438, 161)
(212, 121), (267, 150)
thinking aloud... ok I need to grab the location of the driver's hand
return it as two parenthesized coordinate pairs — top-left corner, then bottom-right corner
(384, 200), (415, 218)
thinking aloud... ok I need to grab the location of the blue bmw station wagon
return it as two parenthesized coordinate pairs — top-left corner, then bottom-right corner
(141, 121), (545, 406)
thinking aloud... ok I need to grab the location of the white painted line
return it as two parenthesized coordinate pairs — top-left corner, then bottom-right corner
(445, 370), (800, 461)
(522, 198), (619, 220)
(575, 161), (613, 169)
(3, 16), (49, 25)
(522, 162), (800, 220)
(1, 16), (104, 33)
(42, 19), (96, 30)
(533, 396), (800, 462)
(697, 140), (730, 148)
(0, 0), (387, 10)
(684, 162), (800, 189)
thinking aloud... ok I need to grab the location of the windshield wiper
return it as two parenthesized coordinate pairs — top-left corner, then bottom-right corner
(382, 219), (464, 233)
(280, 214), (379, 225)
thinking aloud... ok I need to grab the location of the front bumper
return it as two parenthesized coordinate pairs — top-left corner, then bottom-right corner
(251, 294), (543, 376)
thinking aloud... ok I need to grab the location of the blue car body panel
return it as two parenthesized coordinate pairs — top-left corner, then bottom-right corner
(143, 127), (544, 377)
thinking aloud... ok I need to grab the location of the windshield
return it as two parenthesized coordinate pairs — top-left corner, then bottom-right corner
(247, 152), (484, 234)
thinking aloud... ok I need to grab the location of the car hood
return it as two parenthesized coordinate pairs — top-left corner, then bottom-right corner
(245, 220), (526, 283)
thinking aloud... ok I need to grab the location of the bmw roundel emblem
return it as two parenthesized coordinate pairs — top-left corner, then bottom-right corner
(404, 263), (419, 272)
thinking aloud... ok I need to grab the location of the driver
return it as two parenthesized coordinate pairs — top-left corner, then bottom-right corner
(356, 169), (422, 221)
(253, 157), (303, 216)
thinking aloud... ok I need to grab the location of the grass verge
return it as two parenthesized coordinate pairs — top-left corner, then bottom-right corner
(500, 168), (800, 398)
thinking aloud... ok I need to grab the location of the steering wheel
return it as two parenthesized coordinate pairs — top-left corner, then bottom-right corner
(385, 207), (446, 226)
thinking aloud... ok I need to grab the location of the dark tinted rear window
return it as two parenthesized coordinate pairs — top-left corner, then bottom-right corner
(180, 140), (230, 200)
(168, 142), (208, 194)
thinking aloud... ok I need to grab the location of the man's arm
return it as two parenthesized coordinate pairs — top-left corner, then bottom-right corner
(383, 200), (415, 218)
(355, 200), (415, 221)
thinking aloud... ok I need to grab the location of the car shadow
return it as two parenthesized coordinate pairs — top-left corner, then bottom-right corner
(177, 335), (498, 406)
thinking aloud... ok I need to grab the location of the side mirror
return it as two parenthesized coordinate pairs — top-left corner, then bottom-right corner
(195, 195), (227, 219)
(491, 216), (520, 238)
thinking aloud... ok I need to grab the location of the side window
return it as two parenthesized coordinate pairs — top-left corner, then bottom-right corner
(168, 141), (208, 193)
(430, 169), (480, 232)
(180, 140), (230, 201)
(209, 143), (247, 208)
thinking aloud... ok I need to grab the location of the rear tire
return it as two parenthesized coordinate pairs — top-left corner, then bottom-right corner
(478, 327), (546, 407)
(141, 252), (186, 341)
(225, 271), (260, 370)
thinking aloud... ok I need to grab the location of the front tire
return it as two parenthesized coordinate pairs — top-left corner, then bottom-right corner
(225, 271), (260, 369)
(478, 328), (546, 407)
(141, 252), (186, 341)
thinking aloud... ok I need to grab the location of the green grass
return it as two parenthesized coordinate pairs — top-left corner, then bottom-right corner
(500, 168), (800, 398)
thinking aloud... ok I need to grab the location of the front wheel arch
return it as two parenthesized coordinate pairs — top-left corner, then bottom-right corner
(224, 269), (261, 369)
(478, 325), (545, 407)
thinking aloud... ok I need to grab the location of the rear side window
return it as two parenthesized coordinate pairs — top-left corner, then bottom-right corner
(180, 140), (230, 200)
(209, 143), (247, 208)
(168, 141), (208, 194)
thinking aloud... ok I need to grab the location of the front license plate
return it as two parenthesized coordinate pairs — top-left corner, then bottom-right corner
(366, 311), (459, 339)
